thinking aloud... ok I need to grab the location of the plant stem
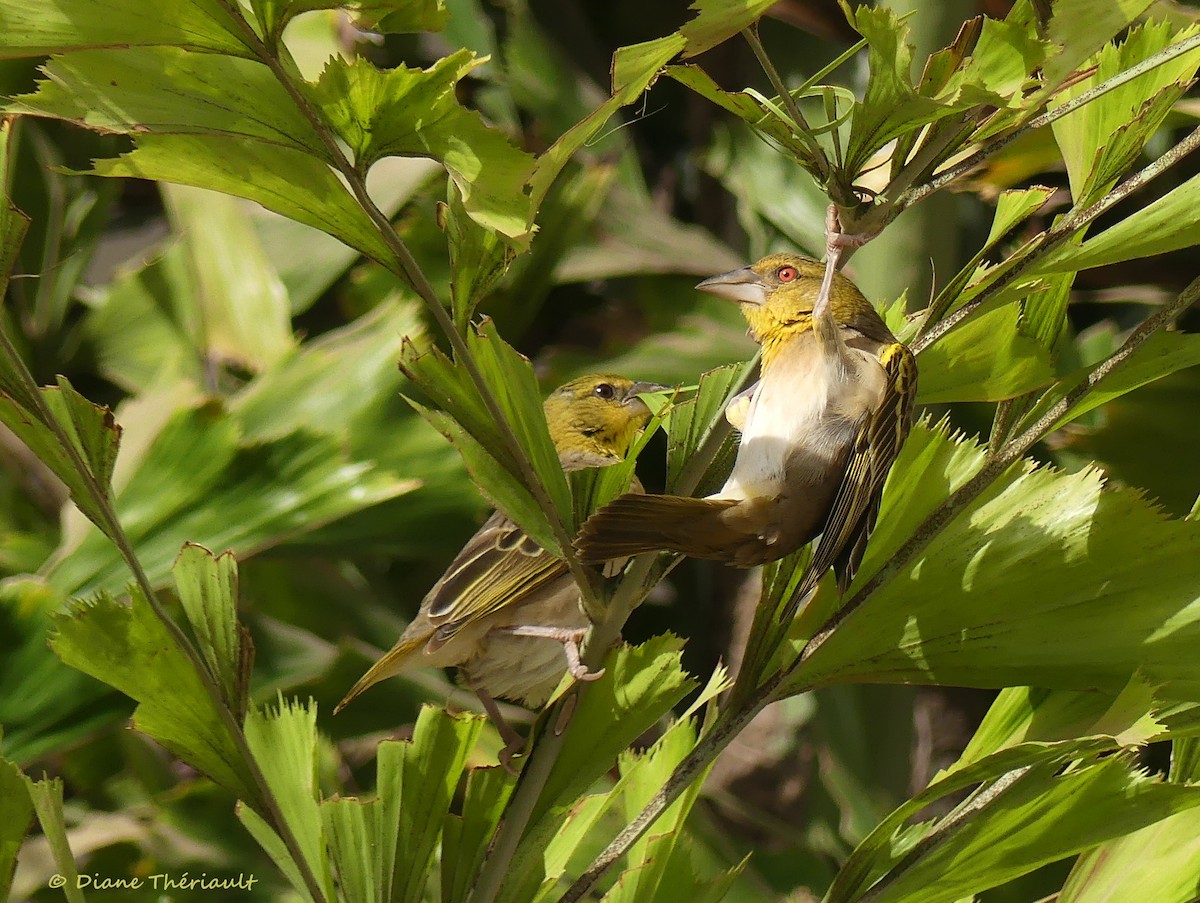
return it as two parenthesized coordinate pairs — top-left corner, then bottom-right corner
(742, 26), (834, 189)
(900, 31), (1200, 211)
(559, 675), (781, 903)
(855, 766), (1033, 903)
(912, 123), (1200, 354)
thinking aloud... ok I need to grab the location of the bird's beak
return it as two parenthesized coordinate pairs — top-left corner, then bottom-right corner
(623, 381), (671, 403)
(695, 267), (768, 305)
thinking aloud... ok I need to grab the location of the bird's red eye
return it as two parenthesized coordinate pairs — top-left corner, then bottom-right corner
(776, 265), (798, 282)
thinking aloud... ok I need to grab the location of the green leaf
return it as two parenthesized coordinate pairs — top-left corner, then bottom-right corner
(956, 677), (1164, 771)
(6, 47), (324, 157)
(866, 759), (1200, 903)
(250, 0), (447, 43)
(1039, 168), (1200, 272)
(1022, 330), (1200, 435)
(172, 543), (246, 714)
(1059, 807), (1200, 903)
(376, 707), (485, 903)
(163, 184), (295, 371)
(0, 759), (34, 901)
(49, 588), (259, 802)
(241, 696), (334, 901)
(88, 134), (393, 264)
(604, 720), (710, 903)
(789, 422), (1200, 701)
(530, 35), (686, 213)
(0, 118), (30, 310)
(0, 0), (253, 58)
(322, 798), (379, 903)
(442, 767), (517, 903)
(49, 410), (417, 595)
(679, 0), (776, 58)
(1049, 22), (1200, 203)
(916, 302), (1056, 403)
(841, 4), (954, 175)
(400, 320), (572, 550)
(666, 66), (819, 169)
(1042, 0), (1156, 90)
(310, 52), (535, 244)
(23, 777), (84, 903)
(441, 184), (515, 330)
(665, 363), (749, 495)
(532, 635), (698, 822)
(0, 379), (121, 535)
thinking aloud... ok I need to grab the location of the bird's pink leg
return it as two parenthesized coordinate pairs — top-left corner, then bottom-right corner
(494, 625), (606, 682)
(468, 681), (526, 775)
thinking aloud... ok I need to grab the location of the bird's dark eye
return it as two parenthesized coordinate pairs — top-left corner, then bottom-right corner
(593, 382), (616, 400)
(776, 265), (798, 283)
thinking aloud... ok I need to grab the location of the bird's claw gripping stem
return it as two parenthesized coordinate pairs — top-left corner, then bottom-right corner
(497, 625), (606, 682)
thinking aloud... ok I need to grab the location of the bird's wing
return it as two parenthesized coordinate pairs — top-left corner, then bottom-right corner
(425, 510), (569, 636)
(782, 341), (917, 619)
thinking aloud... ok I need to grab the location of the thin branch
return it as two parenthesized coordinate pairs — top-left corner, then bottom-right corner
(912, 123), (1200, 354)
(559, 675), (782, 903)
(742, 26), (834, 187)
(901, 31), (1200, 210)
(856, 767), (1033, 903)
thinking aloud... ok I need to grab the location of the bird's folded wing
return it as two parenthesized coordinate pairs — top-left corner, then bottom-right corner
(426, 510), (569, 629)
(786, 341), (917, 615)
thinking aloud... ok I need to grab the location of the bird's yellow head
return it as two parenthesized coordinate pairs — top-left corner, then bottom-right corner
(544, 374), (664, 467)
(696, 253), (876, 351)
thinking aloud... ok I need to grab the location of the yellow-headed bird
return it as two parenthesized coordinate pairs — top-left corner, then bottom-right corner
(576, 254), (916, 618)
(336, 374), (662, 766)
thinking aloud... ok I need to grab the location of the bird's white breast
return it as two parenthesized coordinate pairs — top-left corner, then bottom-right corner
(714, 332), (884, 502)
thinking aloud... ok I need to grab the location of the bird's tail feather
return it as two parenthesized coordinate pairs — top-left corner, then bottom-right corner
(575, 494), (740, 562)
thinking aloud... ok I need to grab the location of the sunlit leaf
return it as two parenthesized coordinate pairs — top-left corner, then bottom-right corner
(163, 184), (295, 371)
(322, 797), (379, 903)
(956, 677), (1164, 770)
(241, 696), (334, 900)
(173, 543), (246, 714)
(0, 759), (34, 900)
(1042, 0), (1156, 89)
(0, 0), (253, 58)
(1038, 169), (1200, 272)
(1059, 806), (1200, 903)
(6, 47), (324, 156)
(250, 0), (446, 43)
(789, 423), (1200, 702)
(310, 52), (535, 244)
(442, 767), (516, 903)
(89, 134), (393, 264)
(50, 589), (259, 803)
(0, 379), (121, 534)
(679, 0), (775, 58)
(916, 303), (1056, 403)
(376, 707), (484, 903)
(1049, 22), (1200, 203)
(532, 635), (698, 822)
(841, 5), (954, 174)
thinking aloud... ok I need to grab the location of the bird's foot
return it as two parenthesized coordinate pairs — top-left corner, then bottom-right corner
(498, 625), (606, 682)
(469, 682), (526, 776)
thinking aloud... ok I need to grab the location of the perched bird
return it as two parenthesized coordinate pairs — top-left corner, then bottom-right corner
(335, 374), (662, 766)
(576, 253), (916, 619)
